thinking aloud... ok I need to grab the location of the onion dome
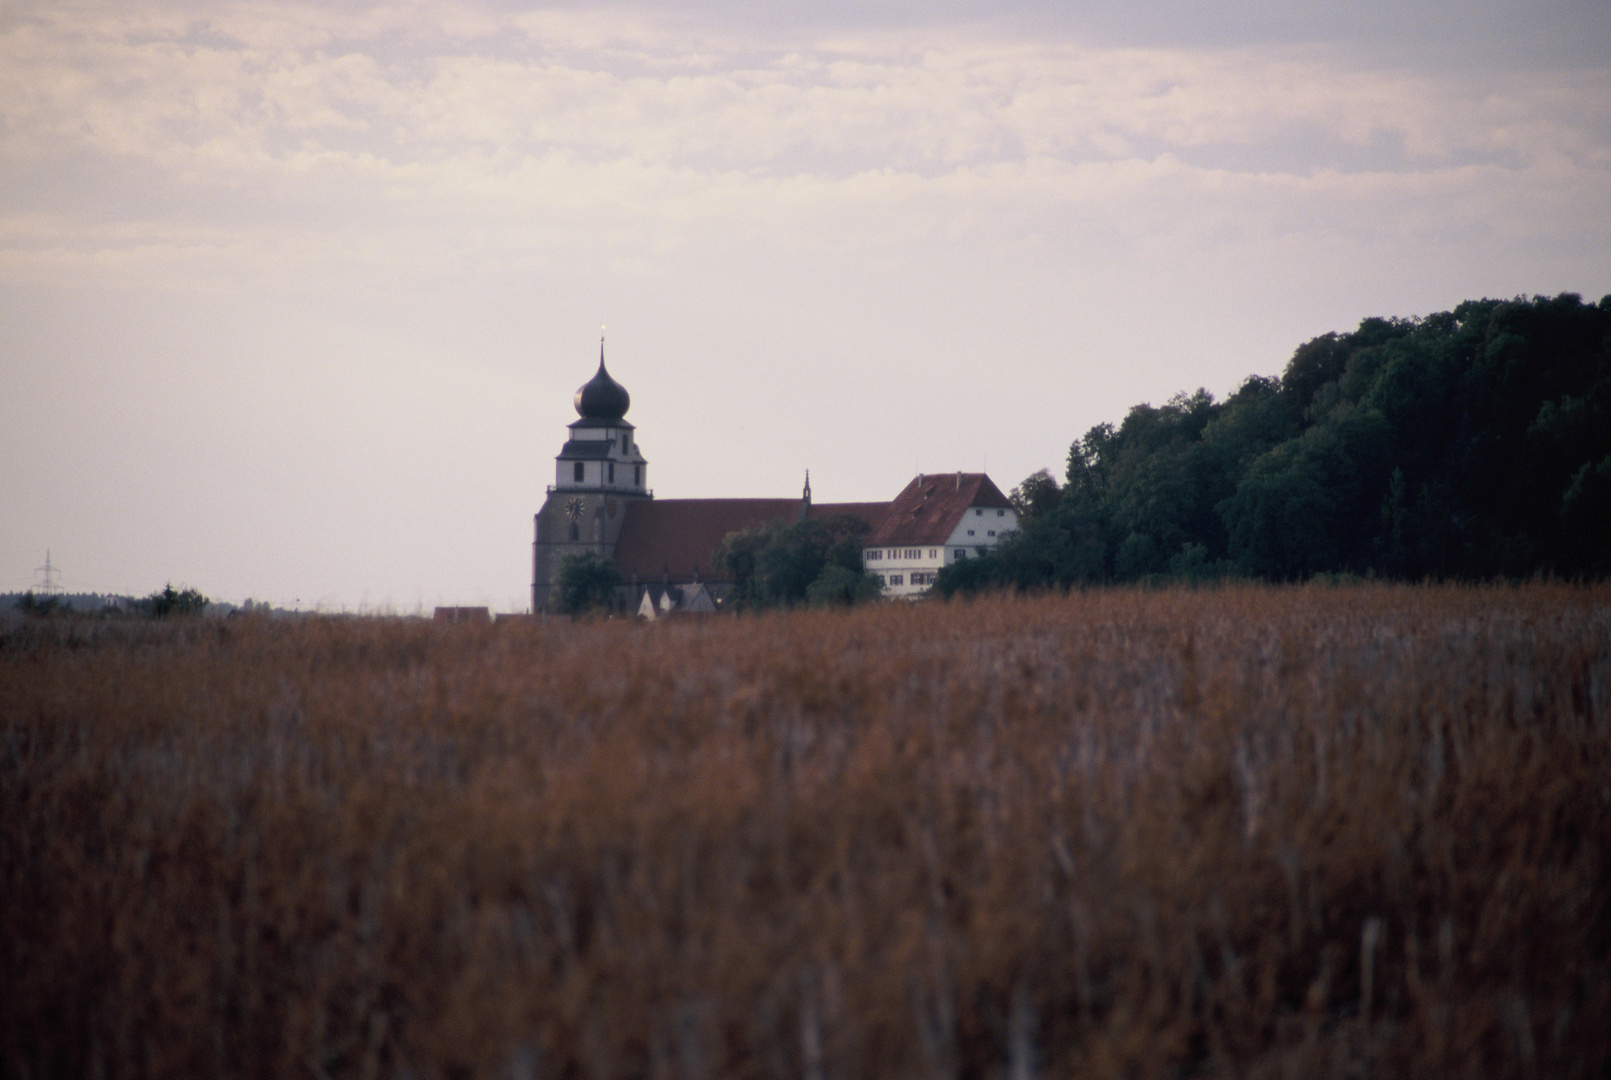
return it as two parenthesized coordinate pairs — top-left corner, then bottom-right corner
(573, 342), (630, 420)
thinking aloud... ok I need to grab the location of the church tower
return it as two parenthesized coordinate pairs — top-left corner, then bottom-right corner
(531, 341), (651, 611)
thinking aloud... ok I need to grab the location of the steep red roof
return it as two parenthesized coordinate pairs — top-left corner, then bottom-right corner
(612, 498), (893, 582)
(866, 473), (1012, 548)
(614, 499), (797, 582)
(807, 501), (890, 532)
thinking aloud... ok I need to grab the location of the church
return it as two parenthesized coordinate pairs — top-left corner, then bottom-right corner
(531, 345), (1018, 612)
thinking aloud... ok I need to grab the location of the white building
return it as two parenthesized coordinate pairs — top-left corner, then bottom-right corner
(862, 473), (1018, 598)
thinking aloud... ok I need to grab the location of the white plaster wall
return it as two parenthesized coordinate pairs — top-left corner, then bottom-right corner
(862, 502), (1019, 597)
(946, 505), (1017, 547)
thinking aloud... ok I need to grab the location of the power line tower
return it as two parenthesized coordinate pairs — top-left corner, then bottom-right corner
(33, 550), (64, 595)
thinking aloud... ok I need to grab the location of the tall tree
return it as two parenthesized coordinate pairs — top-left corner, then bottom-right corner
(714, 514), (880, 609)
(554, 552), (623, 614)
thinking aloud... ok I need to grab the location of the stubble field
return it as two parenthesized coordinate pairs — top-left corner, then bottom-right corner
(3, 585), (1609, 1079)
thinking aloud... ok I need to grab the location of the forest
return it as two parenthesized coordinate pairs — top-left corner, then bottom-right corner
(940, 293), (1611, 594)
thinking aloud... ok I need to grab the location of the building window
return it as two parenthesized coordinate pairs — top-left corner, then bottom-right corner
(620, 434), (628, 452)
(929, 549), (936, 558)
(975, 508), (983, 515)
(997, 510), (1005, 517)
(608, 462), (616, 483)
(866, 550), (881, 561)
(875, 573), (886, 585)
(967, 529), (974, 536)
(634, 465), (642, 486)
(568, 522), (579, 541)
(889, 574), (904, 586)
(988, 530), (995, 537)
(573, 461), (584, 483)
(955, 549), (966, 559)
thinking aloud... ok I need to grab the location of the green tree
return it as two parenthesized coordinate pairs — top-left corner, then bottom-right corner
(1009, 468), (1061, 520)
(17, 591), (62, 617)
(805, 564), (882, 606)
(715, 514), (879, 609)
(143, 583), (209, 617)
(554, 552), (622, 614)
(938, 293), (1611, 592)
(931, 550), (1000, 597)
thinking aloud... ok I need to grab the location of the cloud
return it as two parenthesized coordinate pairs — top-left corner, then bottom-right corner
(0, 0), (1606, 291)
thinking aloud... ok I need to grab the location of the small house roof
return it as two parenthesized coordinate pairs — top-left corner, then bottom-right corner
(866, 473), (1012, 548)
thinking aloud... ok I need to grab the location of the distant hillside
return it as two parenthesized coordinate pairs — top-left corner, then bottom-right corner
(945, 292), (1611, 592)
(1, 592), (139, 614)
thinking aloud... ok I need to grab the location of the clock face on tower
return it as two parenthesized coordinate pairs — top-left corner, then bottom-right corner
(564, 497), (585, 521)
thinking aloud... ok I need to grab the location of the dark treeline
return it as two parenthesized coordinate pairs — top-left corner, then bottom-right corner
(941, 293), (1611, 593)
(714, 514), (882, 609)
(4, 585), (211, 618)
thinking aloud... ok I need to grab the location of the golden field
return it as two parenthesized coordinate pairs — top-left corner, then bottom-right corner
(2, 585), (1608, 1079)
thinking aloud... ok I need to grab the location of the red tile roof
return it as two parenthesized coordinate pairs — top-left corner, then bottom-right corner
(613, 499), (793, 582)
(612, 498), (891, 582)
(866, 473), (1012, 548)
(808, 502), (891, 529)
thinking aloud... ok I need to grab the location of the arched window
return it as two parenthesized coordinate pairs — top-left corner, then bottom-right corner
(569, 522), (579, 541)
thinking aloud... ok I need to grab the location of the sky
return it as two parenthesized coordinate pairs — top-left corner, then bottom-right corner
(2, 0), (1608, 611)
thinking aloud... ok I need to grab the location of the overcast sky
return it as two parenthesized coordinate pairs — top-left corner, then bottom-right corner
(3, 0), (1608, 611)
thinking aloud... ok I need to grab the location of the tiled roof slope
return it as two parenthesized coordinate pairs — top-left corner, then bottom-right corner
(808, 502), (891, 530)
(866, 473), (1012, 548)
(612, 499), (891, 582)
